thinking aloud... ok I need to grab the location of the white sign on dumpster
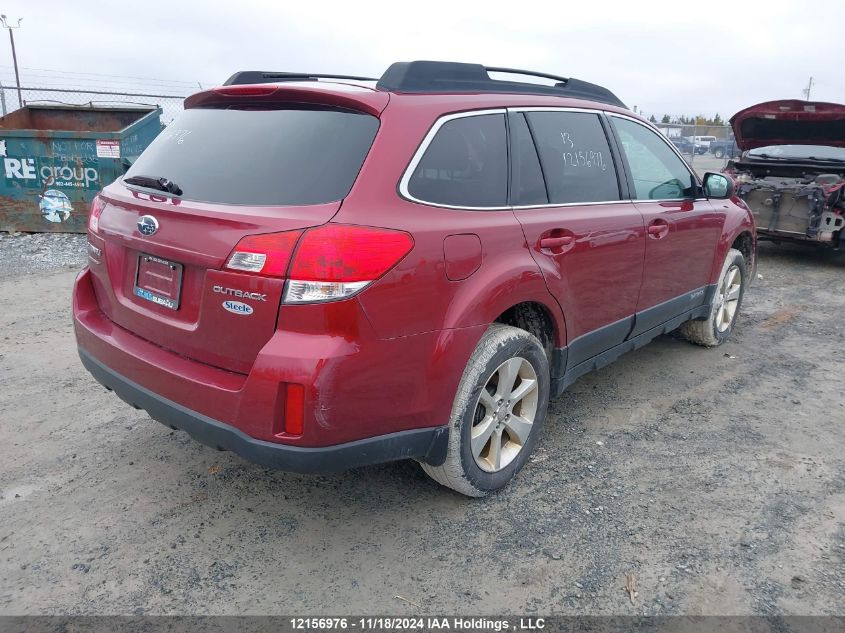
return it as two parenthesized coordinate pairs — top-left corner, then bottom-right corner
(95, 139), (120, 158)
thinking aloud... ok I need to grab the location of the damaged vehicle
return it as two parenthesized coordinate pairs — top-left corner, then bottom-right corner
(725, 100), (845, 247)
(73, 60), (755, 497)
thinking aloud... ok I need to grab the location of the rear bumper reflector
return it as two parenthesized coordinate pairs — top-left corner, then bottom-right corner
(284, 383), (305, 436)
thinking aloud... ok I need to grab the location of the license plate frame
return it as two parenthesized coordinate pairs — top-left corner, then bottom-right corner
(133, 253), (183, 311)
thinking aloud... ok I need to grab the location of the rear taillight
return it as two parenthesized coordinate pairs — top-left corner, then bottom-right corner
(224, 231), (303, 277)
(224, 224), (413, 302)
(284, 224), (413, 303)
(88, 195), (105, 233)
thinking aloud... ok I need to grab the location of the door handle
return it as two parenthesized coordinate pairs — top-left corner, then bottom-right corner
(538, 235), (574, 249)
(647, 220), (670, 239)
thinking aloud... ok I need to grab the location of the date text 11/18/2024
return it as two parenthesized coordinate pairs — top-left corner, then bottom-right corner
(290, 617), (547, 631)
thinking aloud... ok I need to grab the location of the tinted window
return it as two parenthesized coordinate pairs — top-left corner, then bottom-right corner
(509, 113), (548, 206)
(125, 106), (379, 206)
(525, 111), (620, 204)
(611, 117), (696, 200)
(407, 114), (507, 207)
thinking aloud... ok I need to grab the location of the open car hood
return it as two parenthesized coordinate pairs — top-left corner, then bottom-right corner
(729, 100), (845, 151)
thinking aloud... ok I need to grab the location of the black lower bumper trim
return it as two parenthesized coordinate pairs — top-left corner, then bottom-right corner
(79, 349), (449, 473)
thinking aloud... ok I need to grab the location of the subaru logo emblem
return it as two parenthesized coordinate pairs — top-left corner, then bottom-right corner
(137, 215), (159, 236)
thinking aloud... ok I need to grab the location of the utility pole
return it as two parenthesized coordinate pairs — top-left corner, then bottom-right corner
(802, 76), (814, 101)
(0, 15), (22, 108)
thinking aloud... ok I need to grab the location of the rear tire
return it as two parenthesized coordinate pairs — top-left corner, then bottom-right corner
(714, 147), (725, 159)
(681, 248), (746, 347)
(421, 324), (550, 497)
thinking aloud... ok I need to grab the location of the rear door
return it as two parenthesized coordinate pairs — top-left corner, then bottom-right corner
(510, 109), (645, 366)
(607, 115), (724, 336)
(88, 103), (381, 374)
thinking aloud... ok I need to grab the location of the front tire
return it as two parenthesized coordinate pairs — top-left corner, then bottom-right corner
(681, 248), (746, 347)
(421, 324), (550, 497)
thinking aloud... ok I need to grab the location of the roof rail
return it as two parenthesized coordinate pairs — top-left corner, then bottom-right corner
(223, 71), (378, 86)
(376, 61), (626, 108)
(221, 62), (626, 109)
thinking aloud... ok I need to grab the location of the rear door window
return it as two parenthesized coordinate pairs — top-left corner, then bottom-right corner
(124, 106), (379, 206)
(406, 113), (508, 208)
(525, 111), (620, 204)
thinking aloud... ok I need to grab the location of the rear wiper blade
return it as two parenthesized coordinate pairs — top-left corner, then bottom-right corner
(124, 175), (183, 196)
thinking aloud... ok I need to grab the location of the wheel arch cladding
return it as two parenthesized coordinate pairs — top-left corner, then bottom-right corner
(731, 230), (755, 275)
(428, 298), (563, 425)
(493, 301), (557, 360)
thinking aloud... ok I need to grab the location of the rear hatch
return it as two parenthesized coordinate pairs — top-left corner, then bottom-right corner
(88, 87), (385, 374)
(730, 100), (845, 151)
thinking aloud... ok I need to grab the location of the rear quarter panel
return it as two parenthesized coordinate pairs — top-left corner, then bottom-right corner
(332, 96), (565, 345)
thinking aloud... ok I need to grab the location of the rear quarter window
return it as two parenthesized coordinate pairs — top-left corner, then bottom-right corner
(124, 106), (379, 206)
(405, 113), (508, 208)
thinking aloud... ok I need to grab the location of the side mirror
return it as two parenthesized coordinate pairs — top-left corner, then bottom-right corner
(702, 172), (735, 199)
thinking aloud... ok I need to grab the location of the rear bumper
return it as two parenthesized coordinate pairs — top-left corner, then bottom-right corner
(80, 348), (449, 473)
(73, 266), (483, 470)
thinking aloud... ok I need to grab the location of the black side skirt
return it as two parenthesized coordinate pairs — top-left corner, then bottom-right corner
(551, 285), (716, 396)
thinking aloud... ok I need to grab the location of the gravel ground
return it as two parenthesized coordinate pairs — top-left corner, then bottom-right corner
(0, 232), (87, 274)
(0, 234), (844, 616)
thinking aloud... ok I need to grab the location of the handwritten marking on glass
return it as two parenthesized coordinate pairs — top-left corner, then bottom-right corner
(559, 132), (607, 171)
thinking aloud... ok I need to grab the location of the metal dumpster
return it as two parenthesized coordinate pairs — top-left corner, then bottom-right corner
(0, 104), (162, 233)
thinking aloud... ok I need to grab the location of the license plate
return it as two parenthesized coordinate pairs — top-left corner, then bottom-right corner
(134, 254), (183, 310)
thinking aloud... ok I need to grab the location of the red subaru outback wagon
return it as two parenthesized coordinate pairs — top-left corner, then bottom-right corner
(74, 61), (755, 496)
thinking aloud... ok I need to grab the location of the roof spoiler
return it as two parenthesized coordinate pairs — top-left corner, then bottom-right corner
(223, 71), (378, 86)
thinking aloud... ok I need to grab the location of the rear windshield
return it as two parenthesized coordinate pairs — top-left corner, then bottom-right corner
(124, 106), (379, 205)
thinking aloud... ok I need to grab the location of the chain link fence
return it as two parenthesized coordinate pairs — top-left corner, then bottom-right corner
(650, 122), (737, 175)
(0, 85), (188, 124)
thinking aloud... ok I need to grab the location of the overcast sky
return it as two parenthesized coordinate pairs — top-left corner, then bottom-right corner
(1, 0), (843, 120)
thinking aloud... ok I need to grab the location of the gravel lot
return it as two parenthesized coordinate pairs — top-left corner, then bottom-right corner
(0, 233), (844, 616)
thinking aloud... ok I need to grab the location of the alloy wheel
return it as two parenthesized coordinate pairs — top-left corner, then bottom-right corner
(470, 357), (539, 473)
(715, 264), (741, 332)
